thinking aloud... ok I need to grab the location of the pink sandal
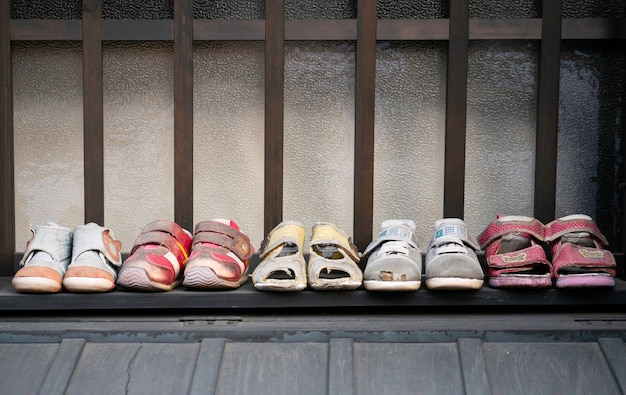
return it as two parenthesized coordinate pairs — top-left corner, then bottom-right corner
(478, 215), (552, 288)
(544, 214), (615, 288)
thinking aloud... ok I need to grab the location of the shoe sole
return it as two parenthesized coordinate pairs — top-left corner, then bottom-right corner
(183, 267), (248, 289)
(489, 275), (552, 288)
(309, 280), (362, 291)
(63, 277), (115, 293)
(425, 277), (483, 290)
(556, 275), (614, 288)
(117, 267), (181, 291)
(363, 280), (421, 291)
(253, 281), (307, 292)
(12, 277), (62, 293)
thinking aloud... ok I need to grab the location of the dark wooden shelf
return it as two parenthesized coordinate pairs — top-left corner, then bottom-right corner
(0, 276), (624, 312)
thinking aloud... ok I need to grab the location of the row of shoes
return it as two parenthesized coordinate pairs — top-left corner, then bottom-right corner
(251, 218), (484, 292)
(11, 214), (616, 293)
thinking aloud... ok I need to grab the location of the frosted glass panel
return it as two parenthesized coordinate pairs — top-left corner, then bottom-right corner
(465, 41), (538, 236)
(193, 42), (265, 247)
(103, 42), (174, 251)
(284, 42), (355, 238)
(374, 41), (447, 247)
(13, 42), (84, 250)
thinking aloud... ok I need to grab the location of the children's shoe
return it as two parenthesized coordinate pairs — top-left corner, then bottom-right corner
(544, 214), (616, 288)
(183, 219), (254, 289)
(424, 218), (484, 290)
(117, 220), (192, 291)
(362, 220), (421, 291)
(307, 223), (362, 291)
(252, 221), (307, 291)
(62, 223), (122, 293)
(12, 221), (73, 293)
(478, 215), (552, 288)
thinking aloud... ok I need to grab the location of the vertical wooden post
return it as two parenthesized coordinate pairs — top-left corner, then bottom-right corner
(174, 0), (194, 231)
(83, 0), (104, 225)
(264, 0), (285, 235)
(443, 0), (469, 219)
(353, 0), (377, 250)
(0, 0), (15, 274)
(533, 0), (561, 223)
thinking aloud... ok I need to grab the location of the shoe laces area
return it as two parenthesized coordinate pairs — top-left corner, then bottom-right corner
(379, 241), (410, 256)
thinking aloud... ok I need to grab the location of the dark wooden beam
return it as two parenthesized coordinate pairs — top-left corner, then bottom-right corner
(174, 0), (194, 231)
(9, 18), (626, 42)
(353, 0), (376, 250)
(194, 20), (265, 40)
(562, 18), (626, 39)
(533, 0), (561, 223)
(0, 1), (15, 275)
(10, 20), (82, 40)
(103, 20), (172, 41)
(377, 19), (449, 40)
(82, 0), (104, 225)
(443, 0), (469, 219)
(264, 0), (285, 235)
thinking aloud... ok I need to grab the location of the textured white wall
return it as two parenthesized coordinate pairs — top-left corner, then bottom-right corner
(13, 42), (85, 250)
(12, 40), (605, 252)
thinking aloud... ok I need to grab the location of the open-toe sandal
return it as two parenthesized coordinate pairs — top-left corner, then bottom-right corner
(307, 223), (362, 291)
(252, 221), (307, 292)
(478, 215), (552, 288)
(544, 214), (615, 288)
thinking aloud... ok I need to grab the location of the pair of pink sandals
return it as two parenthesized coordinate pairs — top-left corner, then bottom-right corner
(478, 214), (616, 289)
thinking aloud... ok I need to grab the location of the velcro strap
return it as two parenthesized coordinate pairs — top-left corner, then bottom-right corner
(132, 231), (188, 264)
(486, 244), (550, 269)
(72, 225), (122, 267)
(478, 217), (544, 248)
(310, 223), (360, 262)
(544, 218), (609, 245)
(431, 223), (480, 251)
(362, 225), (419, 257)
(259, 222), (306, 259)
(142, 220), (191, 247)
(193, 221), (254, 261)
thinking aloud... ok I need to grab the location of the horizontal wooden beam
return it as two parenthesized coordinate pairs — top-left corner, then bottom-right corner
(9, 18), (626, 41)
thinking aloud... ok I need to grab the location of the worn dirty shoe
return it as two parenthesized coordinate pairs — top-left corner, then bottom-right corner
(183, 219), (254, 289)
(63, 223), (123, 293)
(362, 220), (422, 291)
(12, 221), (73, 293)
(424, 218), (484, 290)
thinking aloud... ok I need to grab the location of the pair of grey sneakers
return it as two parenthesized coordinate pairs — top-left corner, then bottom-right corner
(362, 218), (484, 291)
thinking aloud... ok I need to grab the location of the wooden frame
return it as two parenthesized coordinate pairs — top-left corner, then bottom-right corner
(1, 1), (625, 275)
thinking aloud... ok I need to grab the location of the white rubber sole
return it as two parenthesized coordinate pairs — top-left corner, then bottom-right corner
(12, 277), (62, 293)
(425, 277), (484, 290)
(363, 280), (421, 291)
(253, 279), (307, 292)
(63, 277), (115, 293)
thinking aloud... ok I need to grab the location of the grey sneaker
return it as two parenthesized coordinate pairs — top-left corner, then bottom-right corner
(12, 221), (73, 293)
(362, 220), (422, 291)
(424, 218), (484, 290)
(63, 223), (123, 293)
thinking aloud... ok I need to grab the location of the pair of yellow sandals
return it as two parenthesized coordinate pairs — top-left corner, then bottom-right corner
(252, 221), (362, 291)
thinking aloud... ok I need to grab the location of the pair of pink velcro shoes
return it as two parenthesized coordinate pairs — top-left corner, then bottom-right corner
(478, 214), (616, 289)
